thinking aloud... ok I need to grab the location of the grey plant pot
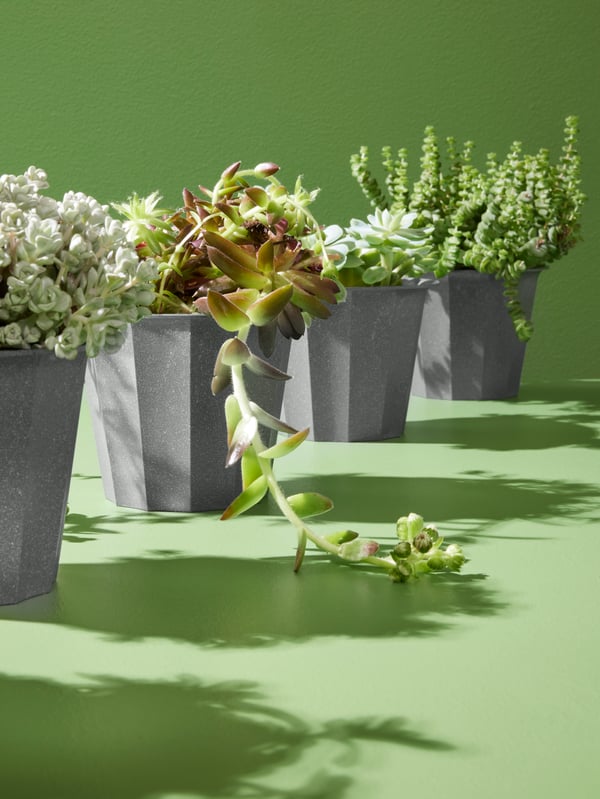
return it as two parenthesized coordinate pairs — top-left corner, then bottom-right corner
(283, 285), (427, 441)
(411, 269), (542, 400)
(0, 347), (86, 605)
(85, 314), (290, 512)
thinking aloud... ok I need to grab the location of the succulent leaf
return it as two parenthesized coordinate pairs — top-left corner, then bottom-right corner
(287, 492), (334, 518)
(207, 290), (251, 332)
(245, 354), (292, 381)
(325, 530), (359, 545)
(249, 401), (298, 434)
(220, 475), (268, 520)
(219, 336), (251, 366)
(226, 416), (258, 467)
(258, 428), (309, 459)
(241, 446), (263, 490)
(224, 394), (242, 446)
(338, 538), (380, 562)
(246, 284), (294, 327)
(256, 239), (275, 274)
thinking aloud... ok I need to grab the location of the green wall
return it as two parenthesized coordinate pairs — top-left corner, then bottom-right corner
(2, 0), (598, 381)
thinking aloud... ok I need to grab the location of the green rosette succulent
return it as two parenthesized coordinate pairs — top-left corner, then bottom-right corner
(0, 166), (158, 359)
(318, 208), (435, 287)
(115, 161), (466, 582)
(350, 116), (585, 340)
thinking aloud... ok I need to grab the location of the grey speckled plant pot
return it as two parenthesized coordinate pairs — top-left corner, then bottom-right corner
(283, 285), (427, 441)
(0, 347), (86, 605)
(411, 269), (542, 400)
(85, 315), (290, 512)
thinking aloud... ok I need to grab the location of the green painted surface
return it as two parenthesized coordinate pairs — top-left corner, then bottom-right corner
(0, 0), (598, 380)
(1, 384), (599, 797)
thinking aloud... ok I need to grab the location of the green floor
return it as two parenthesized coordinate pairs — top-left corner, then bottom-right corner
(2, 382), (599, 798)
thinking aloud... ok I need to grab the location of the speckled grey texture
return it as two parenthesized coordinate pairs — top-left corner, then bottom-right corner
(0, 347), (86, 605)
(85, 315), (290, 512)
(283, 285), (427, 441)
(411, 270), (541, 400)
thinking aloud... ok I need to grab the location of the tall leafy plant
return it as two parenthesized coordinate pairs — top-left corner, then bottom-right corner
(351, 117), (585, 339)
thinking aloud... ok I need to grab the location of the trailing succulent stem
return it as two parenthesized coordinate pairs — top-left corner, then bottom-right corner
(213, 321), (465, 581)
(350, 117), (585, 340)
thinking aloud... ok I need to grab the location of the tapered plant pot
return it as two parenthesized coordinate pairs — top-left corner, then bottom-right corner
(85, 314), (290, 512)
(283, 284), (427, 441)
(0, 347), (86, 605)
(411, 269), (542, 400)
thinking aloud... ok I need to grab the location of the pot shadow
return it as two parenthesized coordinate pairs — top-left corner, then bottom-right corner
(0, 673), (453, 798)
(274, 473), (598, 534)
(0, 555), (504, 646)
(401, 413), (600, 450)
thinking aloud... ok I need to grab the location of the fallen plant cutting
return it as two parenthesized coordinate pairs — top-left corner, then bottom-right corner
(116, 160), (466, 581)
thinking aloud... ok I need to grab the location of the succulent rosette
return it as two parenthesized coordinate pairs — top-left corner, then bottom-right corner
(318, 208), (435, 287)
(0, 166), (158, 358)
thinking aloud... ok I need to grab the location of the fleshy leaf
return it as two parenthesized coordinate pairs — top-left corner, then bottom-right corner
(256, 239), (275, 274)
(245, 354), (291, 381)
(338, 538), (380, 562)
(291, 287), (332, 319)
(203, 230), (258, 272)
(258, 318), (277, 356)
(241, 446), (263, 490)
(361, 265), (388, 285)
(277, 303), (305, 339)
(246, 284), (294, 327)
(325, 530), (359, 545)
(224, 394), (242, 446)
(220, 475), (268, 520)
(287, 492), (334, 518)
(258, 428), (309, 459)
(205, 232), (269, 290)
(207, 290), (251, 332)
(396, 513), (424, 541)
(245, 186), (269, 208)
(219, 337), (251, 366)
(211, 345), (232, 395)
(222, 288), (260, 312)
(249, 401), (298, 434)
(226, 416), (258, 467)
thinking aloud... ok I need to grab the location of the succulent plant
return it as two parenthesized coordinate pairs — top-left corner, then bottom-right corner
(317, 208), (435, 287)
(351, 116), (585, 339)
(116, 161), (466, 582)
(0, 166), (158, 358)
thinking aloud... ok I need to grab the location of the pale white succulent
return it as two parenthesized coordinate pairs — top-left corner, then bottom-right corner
(0, 166), (158, 358)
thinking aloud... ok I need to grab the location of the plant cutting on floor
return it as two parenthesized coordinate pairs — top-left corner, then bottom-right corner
(116, 160), (466, 581)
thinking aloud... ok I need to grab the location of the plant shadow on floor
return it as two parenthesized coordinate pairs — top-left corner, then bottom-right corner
(63, 508), (200, 544)
(0, 552), (504, 646)
(273, 473), (599, 535)
(517, 381), (600, 415)
(401, 413), (600, 450)
(0, 673), (453, 798)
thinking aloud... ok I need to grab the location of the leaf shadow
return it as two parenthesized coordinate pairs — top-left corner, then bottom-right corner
(517, 381), (600, 415)
(0, 555), (504, 647)
(0, 672), (454, 798)
(401, 413), (600, 450)
(274, 473), (599, 536)
(63, 509), (198, 543)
